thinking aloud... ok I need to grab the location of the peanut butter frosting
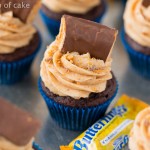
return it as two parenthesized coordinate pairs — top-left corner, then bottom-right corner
(42, 0), (100, 14)
(0, 11), (36, 54)
(129, 107), (150, 150)
(124, 0), (150, 47)
(0, 137), (34, 150)
(40, 40), (112, 99)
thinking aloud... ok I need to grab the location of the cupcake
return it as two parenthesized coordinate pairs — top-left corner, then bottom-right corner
(0, 0), (41, 84)
(0, 97), (41, 150)
(39, 15), (118, 131)
(121, 0), (150, 79)
(129, 107), (150, 150)
(40, 0), (107, 37)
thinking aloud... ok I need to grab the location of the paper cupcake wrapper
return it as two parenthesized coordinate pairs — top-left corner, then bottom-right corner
(122, 0), (127, 4)
(0, 32), (42, 85)
(33, 142), (42, 150)
(38, 78), (118, 131)
(40, 1), (107, 37)
(121, 28), (150, 79)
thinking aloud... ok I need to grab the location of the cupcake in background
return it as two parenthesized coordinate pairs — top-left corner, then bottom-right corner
(129, 107), (150, 150)
(121, 0), (150, 79)
(39, 15), (118, 131)
(0, 0), (41, 84)
(0, 97), (41, 150)
(40, 0), (107, 37)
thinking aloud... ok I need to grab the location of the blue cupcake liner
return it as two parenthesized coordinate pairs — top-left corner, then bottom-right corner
(38, 78), (118, 131)
(0, 32), (42, 85)
(122, 0), (127, 4)
(121, 28), (150, 79)
(33, 142), (43, 150)
(40, 1), (107, 37)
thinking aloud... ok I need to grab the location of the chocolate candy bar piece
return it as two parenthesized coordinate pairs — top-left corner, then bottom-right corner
(142, 0), (150, 7)
(58, 15), (118, 62)
(0, 0), (41, 23)
(0, 97), (40, 146)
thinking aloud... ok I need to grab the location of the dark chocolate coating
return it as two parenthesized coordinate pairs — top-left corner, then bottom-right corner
(0, 32), (40, 62)
(41, 74), (117, 108)
(0, 98), (40, 146)
(142, 0), (150, 7)
(61, 15), (117, 62)
(125, 32), (150, 55)
(41, 0), (106, 21)
(0, 0), (39, 22)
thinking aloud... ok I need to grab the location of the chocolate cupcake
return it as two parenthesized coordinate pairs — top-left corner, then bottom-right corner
(121, 0), (150, 79)
(0, 0), (42, 84)
(39, 15), (118, 131)
(0, 97), (41, 150)
(40, 0), (107, 37)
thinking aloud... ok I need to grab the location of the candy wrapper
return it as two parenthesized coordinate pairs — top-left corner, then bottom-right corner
(60, 95), (148, 150)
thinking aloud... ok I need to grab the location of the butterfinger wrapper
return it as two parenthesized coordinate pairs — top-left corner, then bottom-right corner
(57, 15), (118, 62)
(0, 0), (41, 23)
(60, 95), (148, 150)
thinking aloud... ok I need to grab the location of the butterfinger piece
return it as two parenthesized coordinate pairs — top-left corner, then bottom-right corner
(0, 0), (41, 23)
(0, 97), (40, 146)
(58, 15), (118, 62)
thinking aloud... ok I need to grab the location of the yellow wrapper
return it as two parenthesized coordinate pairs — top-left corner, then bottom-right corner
(60, 95), (148, 150)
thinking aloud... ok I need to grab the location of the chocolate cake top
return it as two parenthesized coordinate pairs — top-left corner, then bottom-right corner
(59, 15), (118, 62)
(0, 97), (40, 146)
(142, 0), (150, 7)
(0, 0), (41, 23)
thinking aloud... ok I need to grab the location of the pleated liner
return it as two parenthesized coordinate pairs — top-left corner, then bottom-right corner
(122, 0), (127, 4)
(38, 78), (118, 131)
(40, 0), (107, 37)
(33, 142), (42, 150)
(0, 32), (42, 85)
(121, 28), (150, 79)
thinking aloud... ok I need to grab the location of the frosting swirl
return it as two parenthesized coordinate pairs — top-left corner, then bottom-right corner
(129, 107), (150, 150)
(0, 137), (34, 150)
(40, 40), (112, 99)
(42, 0), (100, 14)
(0, 11), (36, 54)
(124, 0), (150, 47)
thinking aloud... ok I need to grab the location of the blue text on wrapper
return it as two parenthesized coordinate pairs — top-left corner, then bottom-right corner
(113, 135), (129, 150)
(74, 105), (127, 150)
